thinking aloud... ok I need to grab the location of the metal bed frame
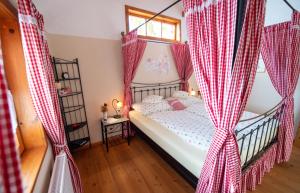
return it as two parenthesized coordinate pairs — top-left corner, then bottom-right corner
(130, 80), (285, 188)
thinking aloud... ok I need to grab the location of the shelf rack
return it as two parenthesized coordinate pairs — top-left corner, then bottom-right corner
(52, 57), (91, 151)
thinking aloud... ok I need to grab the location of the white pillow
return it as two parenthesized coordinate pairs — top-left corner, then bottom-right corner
(172, 91), (189, 98)
(132, 101), (172, 115)
(142, 95), (163, 103)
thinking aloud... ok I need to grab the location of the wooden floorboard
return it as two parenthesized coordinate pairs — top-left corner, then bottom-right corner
(73, 137), (300, 193)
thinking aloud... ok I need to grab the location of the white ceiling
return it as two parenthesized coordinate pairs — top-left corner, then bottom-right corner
(31, 0), (185, 40)
(8, 0), (300, 40)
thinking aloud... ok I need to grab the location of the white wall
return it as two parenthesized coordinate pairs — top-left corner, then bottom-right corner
(247, 0), (300, 133)
(33, 0), (188, 41)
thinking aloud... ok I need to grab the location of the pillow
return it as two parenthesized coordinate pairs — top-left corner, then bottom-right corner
(132, 101), (171, 115)
(167, 99), (186, 110)
(142, 95), (163, 103)
(172, 91), (189, 98)
(177, 96), (202, 107)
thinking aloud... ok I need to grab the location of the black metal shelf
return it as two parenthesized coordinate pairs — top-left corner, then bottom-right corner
(58, 77), (80, 81)
(64, 105), (84, 113)
(69, 137), (90, 150)
(66, 121), (87, 132)
(60, 91), (82, 98)
(52, 57), (91, 151)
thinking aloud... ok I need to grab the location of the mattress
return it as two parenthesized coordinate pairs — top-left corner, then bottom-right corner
(129, 103), (274, 177)
(129, 110), (206, 177)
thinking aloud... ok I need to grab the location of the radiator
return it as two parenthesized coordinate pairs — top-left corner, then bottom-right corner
(48, 152), (74, 193)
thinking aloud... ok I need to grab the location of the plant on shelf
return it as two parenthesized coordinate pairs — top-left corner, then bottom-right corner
(101, 103), (108, 121)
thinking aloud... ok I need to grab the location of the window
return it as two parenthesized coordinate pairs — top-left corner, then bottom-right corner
(125, 5), (181, 42)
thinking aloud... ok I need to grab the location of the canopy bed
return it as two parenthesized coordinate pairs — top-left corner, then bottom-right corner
(121, 0), (300, 193)
(129, 81), (285, 191)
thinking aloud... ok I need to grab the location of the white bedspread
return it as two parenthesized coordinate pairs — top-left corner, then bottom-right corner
(147, 99), (271, 165)
(148, 110), (214, 150)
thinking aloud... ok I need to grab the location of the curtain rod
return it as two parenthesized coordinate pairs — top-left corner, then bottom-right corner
(133, 0), (182, 31)
(147, 39), (173, 44)
(145, 40), (188, 45)
(283, 0), (297, 12)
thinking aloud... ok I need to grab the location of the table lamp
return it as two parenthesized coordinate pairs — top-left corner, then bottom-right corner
(190, 88), (196, 96)
(112, 99), (122, 119)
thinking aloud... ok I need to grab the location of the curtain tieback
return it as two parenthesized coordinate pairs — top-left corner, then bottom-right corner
(284, 95), (294, 103)
(181, 79), (187, 83)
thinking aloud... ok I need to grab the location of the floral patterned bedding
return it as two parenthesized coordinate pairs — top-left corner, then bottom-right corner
(147, 99), (267, 163)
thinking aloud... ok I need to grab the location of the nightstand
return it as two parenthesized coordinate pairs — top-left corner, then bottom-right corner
(100, 117), (130, 152)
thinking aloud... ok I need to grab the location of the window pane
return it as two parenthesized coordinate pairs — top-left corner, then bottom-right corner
(147, 20), (162, 38)
(162, 23), (175, 40)
(129, 15), (146, 36)
(176, 24), (180, 41)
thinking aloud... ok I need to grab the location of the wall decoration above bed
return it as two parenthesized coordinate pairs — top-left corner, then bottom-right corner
(145, 55), (171, 74)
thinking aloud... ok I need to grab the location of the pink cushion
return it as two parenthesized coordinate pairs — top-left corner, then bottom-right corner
(167, 99), (186, 110)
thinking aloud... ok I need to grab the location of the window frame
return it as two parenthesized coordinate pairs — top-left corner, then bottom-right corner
(125, 5), (181, 43)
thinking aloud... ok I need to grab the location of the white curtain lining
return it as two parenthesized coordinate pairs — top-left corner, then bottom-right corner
(122, 39), (137, 47)
(18, 14), (37, 25)
(185, 0), (222, 17)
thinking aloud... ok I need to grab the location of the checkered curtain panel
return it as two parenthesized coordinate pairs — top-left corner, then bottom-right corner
(122, 30), (147, 116)
(261, 11), (300, 163)
(17, 0), (82, 193)
(170, 43), (193, 91)
(0, 40), (23, 193)
(183, 0), (265, 192)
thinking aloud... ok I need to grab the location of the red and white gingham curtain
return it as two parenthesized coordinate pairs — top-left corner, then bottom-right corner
(170, 43), (193, 91)
(183, 0), (265, 192)
(122, 30), (147, 116)
(0, 40), (23, 193)
(17, 1), (82, 193)
(261, 11), (300, 163)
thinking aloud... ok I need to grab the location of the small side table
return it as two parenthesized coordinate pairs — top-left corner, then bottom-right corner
(100, 117), (130, 152)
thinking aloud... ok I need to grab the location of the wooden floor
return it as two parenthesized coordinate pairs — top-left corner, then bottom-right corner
(73, 137), (300, 193)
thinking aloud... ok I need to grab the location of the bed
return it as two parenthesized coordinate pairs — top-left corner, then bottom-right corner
(129, 80), (285, 188)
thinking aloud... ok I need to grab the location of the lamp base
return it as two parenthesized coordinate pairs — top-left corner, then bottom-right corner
(113, 115), (122, 119)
